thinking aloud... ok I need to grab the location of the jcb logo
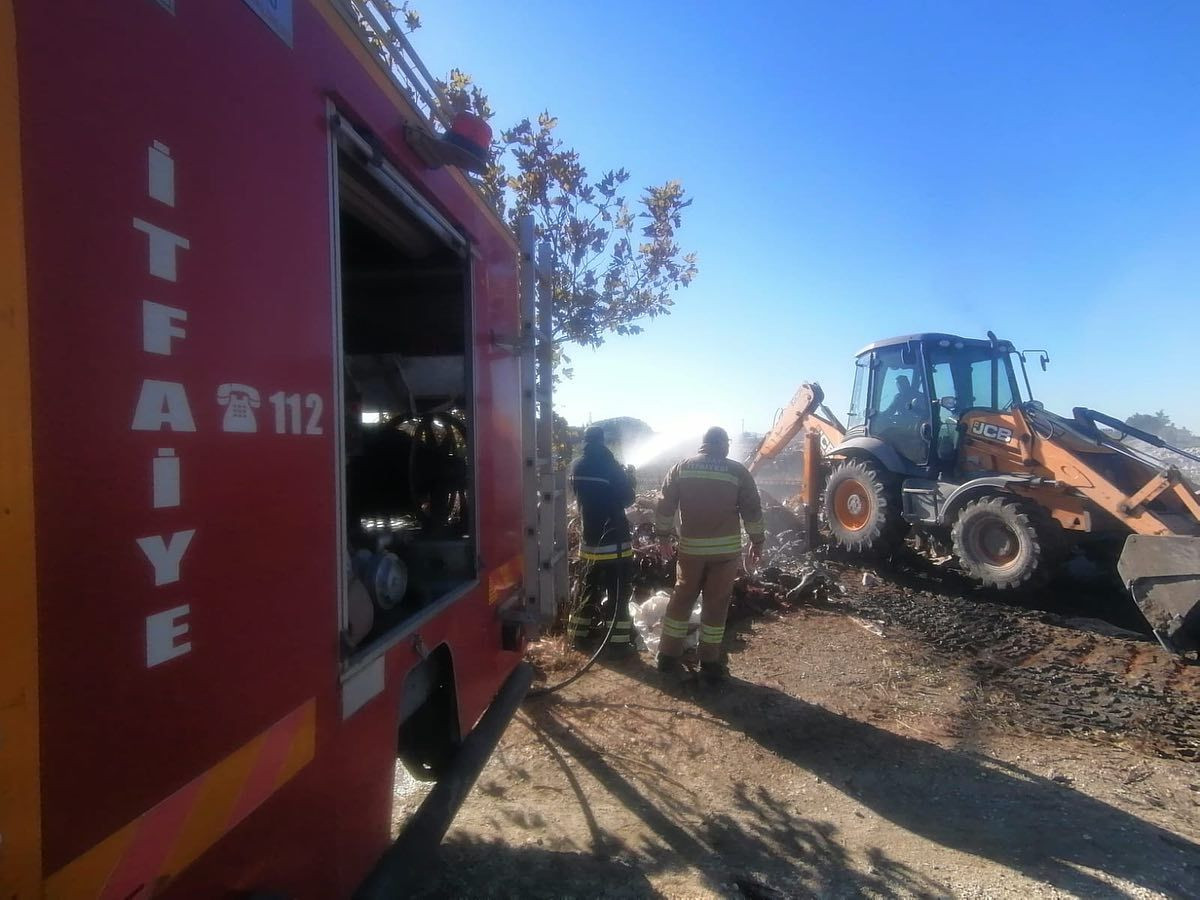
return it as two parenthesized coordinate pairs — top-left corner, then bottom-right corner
(971, 421), (1013, 444)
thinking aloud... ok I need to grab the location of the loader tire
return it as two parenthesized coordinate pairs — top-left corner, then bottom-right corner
(951, 496), (1045, 590)
(823, 458), (904, 553)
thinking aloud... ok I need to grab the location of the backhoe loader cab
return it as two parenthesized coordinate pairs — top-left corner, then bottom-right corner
(845, 333), (1026, 477)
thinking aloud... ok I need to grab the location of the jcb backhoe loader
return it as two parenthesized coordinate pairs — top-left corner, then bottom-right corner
(748, 332), (1200, 655)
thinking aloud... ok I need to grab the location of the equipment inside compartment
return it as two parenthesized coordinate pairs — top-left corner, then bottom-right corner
(337, 153), (475, 654)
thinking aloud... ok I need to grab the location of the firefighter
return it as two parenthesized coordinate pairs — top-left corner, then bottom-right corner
(654, 426), (765, 684)
(569, 426), (637, 655)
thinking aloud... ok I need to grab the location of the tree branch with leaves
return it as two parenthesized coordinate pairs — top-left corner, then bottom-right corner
(439, 73), (698, 371)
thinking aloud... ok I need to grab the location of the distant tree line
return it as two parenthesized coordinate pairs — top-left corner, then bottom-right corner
(1125, 411), (1198, 448)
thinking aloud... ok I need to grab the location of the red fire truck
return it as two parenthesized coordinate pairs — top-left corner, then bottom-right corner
(1, 2), (565, 896)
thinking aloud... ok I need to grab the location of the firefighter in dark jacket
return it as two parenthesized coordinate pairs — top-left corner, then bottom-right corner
(569, 426), (637, 655)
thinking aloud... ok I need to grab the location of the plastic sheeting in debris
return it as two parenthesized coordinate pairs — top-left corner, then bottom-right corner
(630, 591), (702, 654)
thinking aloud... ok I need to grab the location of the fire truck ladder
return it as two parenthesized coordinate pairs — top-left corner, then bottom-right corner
(337, 0), (451, 128)
(517, 216), (569, 630)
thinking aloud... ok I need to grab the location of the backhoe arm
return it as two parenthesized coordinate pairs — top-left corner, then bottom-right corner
(747, 382), (846, 474)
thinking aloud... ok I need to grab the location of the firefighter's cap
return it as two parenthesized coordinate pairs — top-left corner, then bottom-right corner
(583, 425), (605, 444)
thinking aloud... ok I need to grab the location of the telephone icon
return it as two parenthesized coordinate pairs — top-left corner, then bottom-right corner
(217, 383), (260, 433)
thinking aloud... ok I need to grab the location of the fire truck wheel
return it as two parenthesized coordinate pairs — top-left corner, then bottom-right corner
(823, 458), (904, 553)
(951, 495), (1045, 589)
(397, 648), (461, 781)
(399, 693), (460, 781)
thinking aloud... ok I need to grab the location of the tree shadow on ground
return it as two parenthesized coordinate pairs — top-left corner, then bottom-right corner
(504, 699), (949, 898)
(621, 665), (1200, 898)
(408, 838), (662, 899)
(702, 781), (952, 898)
(408, 658), (1199, 897)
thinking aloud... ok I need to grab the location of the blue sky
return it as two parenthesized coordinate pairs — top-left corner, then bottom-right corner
(415, 1), (1200, 438)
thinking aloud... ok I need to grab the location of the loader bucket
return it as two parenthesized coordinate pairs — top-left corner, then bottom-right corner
(1117, 535), (1200, 655)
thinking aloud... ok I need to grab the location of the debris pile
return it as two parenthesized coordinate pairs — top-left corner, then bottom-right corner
(1138, 441), (1200, 483)
(563, 493), (824, 637)
(843, 567), (1200, 760)
(624, 499), (842, 625)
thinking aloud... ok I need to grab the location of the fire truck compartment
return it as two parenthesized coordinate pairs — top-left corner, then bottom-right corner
(336, 147), (476, 656)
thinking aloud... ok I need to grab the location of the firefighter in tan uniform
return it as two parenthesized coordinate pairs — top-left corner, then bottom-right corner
(654, 426), (765, 684)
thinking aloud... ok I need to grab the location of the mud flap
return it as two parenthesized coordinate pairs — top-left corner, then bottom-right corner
(1117, 535), (1200, 655)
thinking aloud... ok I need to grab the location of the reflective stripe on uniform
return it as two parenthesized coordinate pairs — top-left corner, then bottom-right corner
(743, 517), (765, 538)
(654, 513), (675, 535)
(580, 542), (631, 553)
(571, 475), (611, 485)
(678, 534), (742, 555)
(661, 616), (689, 638)
(679, 469), (740, 486)
(700, 623), (725, 644)
(579, 550), (633, 561)
(681, 534), (742, 547)
(579, 541), (633, 561)
(607, 633), (632, 644)
(678, 542), (742, 556)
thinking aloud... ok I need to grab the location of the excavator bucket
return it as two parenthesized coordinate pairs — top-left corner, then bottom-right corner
(1117, 535), (1200, 655)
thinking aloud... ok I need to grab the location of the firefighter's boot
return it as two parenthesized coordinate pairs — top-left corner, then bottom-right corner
(655, 653), (682, 674)
(700, 660), (729, 687)
(602, 617), (636, 659)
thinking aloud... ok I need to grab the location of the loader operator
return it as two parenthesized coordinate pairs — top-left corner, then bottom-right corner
(569, 426), (637, 657)
(884, 374), (924, 417)
(654, 426), (765, 685)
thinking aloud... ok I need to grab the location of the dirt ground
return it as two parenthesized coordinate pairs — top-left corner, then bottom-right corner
(401, 562), (1200, 899)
